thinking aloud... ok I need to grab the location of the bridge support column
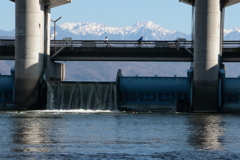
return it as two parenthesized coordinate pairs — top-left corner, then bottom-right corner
(44, 5), (65, 81)
(12, 0), (70, 109)
(193, 0), (222, 112)
(15, 0), (45, 108)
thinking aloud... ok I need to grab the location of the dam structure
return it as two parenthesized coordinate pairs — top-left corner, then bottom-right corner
(180, 0), (240, 112)
(1, 0), (240, 112)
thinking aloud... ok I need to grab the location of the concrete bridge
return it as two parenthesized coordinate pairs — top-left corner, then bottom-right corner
(1, 39), (240, 62)
(5, 0), (240, 112)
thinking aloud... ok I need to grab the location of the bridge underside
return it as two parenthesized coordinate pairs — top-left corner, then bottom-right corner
(1, 46), (240, 62)
(180, 0), (240, 7)
(9, 0), (72, 8)
(52, 47), (193, 62)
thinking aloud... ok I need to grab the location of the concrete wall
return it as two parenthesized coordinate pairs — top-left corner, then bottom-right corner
(51, 62), (65, 81)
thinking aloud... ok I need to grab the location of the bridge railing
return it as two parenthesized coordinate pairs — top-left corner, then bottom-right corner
(51, 40), (240, 48)
(0, 39), (15, 47)
(50, 40), (194, 48)
(222, 41), (240, 48)
(1, 39), (240, 48)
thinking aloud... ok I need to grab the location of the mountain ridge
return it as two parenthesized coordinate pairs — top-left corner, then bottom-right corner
(1, 21), (240, 40)
(57, 21), (191, 40)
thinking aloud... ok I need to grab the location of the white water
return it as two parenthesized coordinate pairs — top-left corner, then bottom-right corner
(46, 82), (118, 111)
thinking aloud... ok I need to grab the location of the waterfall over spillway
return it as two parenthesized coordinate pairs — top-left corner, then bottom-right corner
(46, 81), (117, 110)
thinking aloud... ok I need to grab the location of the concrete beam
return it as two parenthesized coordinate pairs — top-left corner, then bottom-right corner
(179, 0), (194, 6)
(224, 0), (240, 7)
(180, 0), (240, 7)
(9, 0), (72, 8)
(45, 0), (72, 8)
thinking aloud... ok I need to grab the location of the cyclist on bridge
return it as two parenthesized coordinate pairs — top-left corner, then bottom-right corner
(138, 36), (144, 44)
(104, 36), (110, 47)
(104, 37), (108, 43)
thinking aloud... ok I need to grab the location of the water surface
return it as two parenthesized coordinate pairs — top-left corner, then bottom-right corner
(1, 111), (240, 159)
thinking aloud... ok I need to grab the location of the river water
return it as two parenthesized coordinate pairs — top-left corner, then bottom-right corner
(1, 110), (240, 159)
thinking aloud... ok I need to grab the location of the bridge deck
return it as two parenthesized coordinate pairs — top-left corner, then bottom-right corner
(52, 47), (193, 62)
(0, 40), (240, 62)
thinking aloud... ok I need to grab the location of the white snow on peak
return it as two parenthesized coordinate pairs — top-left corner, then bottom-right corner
(132, 21), (174, 33)
(224, 29), (232, 35)
(224, 27), (240, 34)
(59, 21), (176, 38)
(54, 21), (240, 40)
(2, 21), (240, 40)
(60, 23), (79, 30)
(231, 27), (240, 32)
(60, 22), (125, 35)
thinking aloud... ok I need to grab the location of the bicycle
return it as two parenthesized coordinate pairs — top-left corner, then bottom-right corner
(103, 42), (114, 48)
(134, 42), (148, 48)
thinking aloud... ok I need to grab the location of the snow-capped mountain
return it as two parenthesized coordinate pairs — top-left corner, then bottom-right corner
(224, 27), (240, 40)
(1, 21), (240, 40)
(57, 21), (191, 40)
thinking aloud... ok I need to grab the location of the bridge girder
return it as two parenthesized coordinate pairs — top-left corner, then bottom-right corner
(179, 0), (240, 7)
(9, 0), (72, 8)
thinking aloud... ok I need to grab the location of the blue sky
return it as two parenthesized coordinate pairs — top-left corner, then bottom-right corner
(1, 0), (240, 34)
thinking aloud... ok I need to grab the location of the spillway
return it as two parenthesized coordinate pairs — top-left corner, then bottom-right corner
(46, 81), (117, 110)
(42, 69), (193, 112)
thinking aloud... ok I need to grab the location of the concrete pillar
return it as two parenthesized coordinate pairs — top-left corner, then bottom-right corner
(44, 5), (51, 77)
(193, 0), (221, 112)
(43, 6), (65, 81)
(39, 1), (45, 70)
(15, 0), (44, 108)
